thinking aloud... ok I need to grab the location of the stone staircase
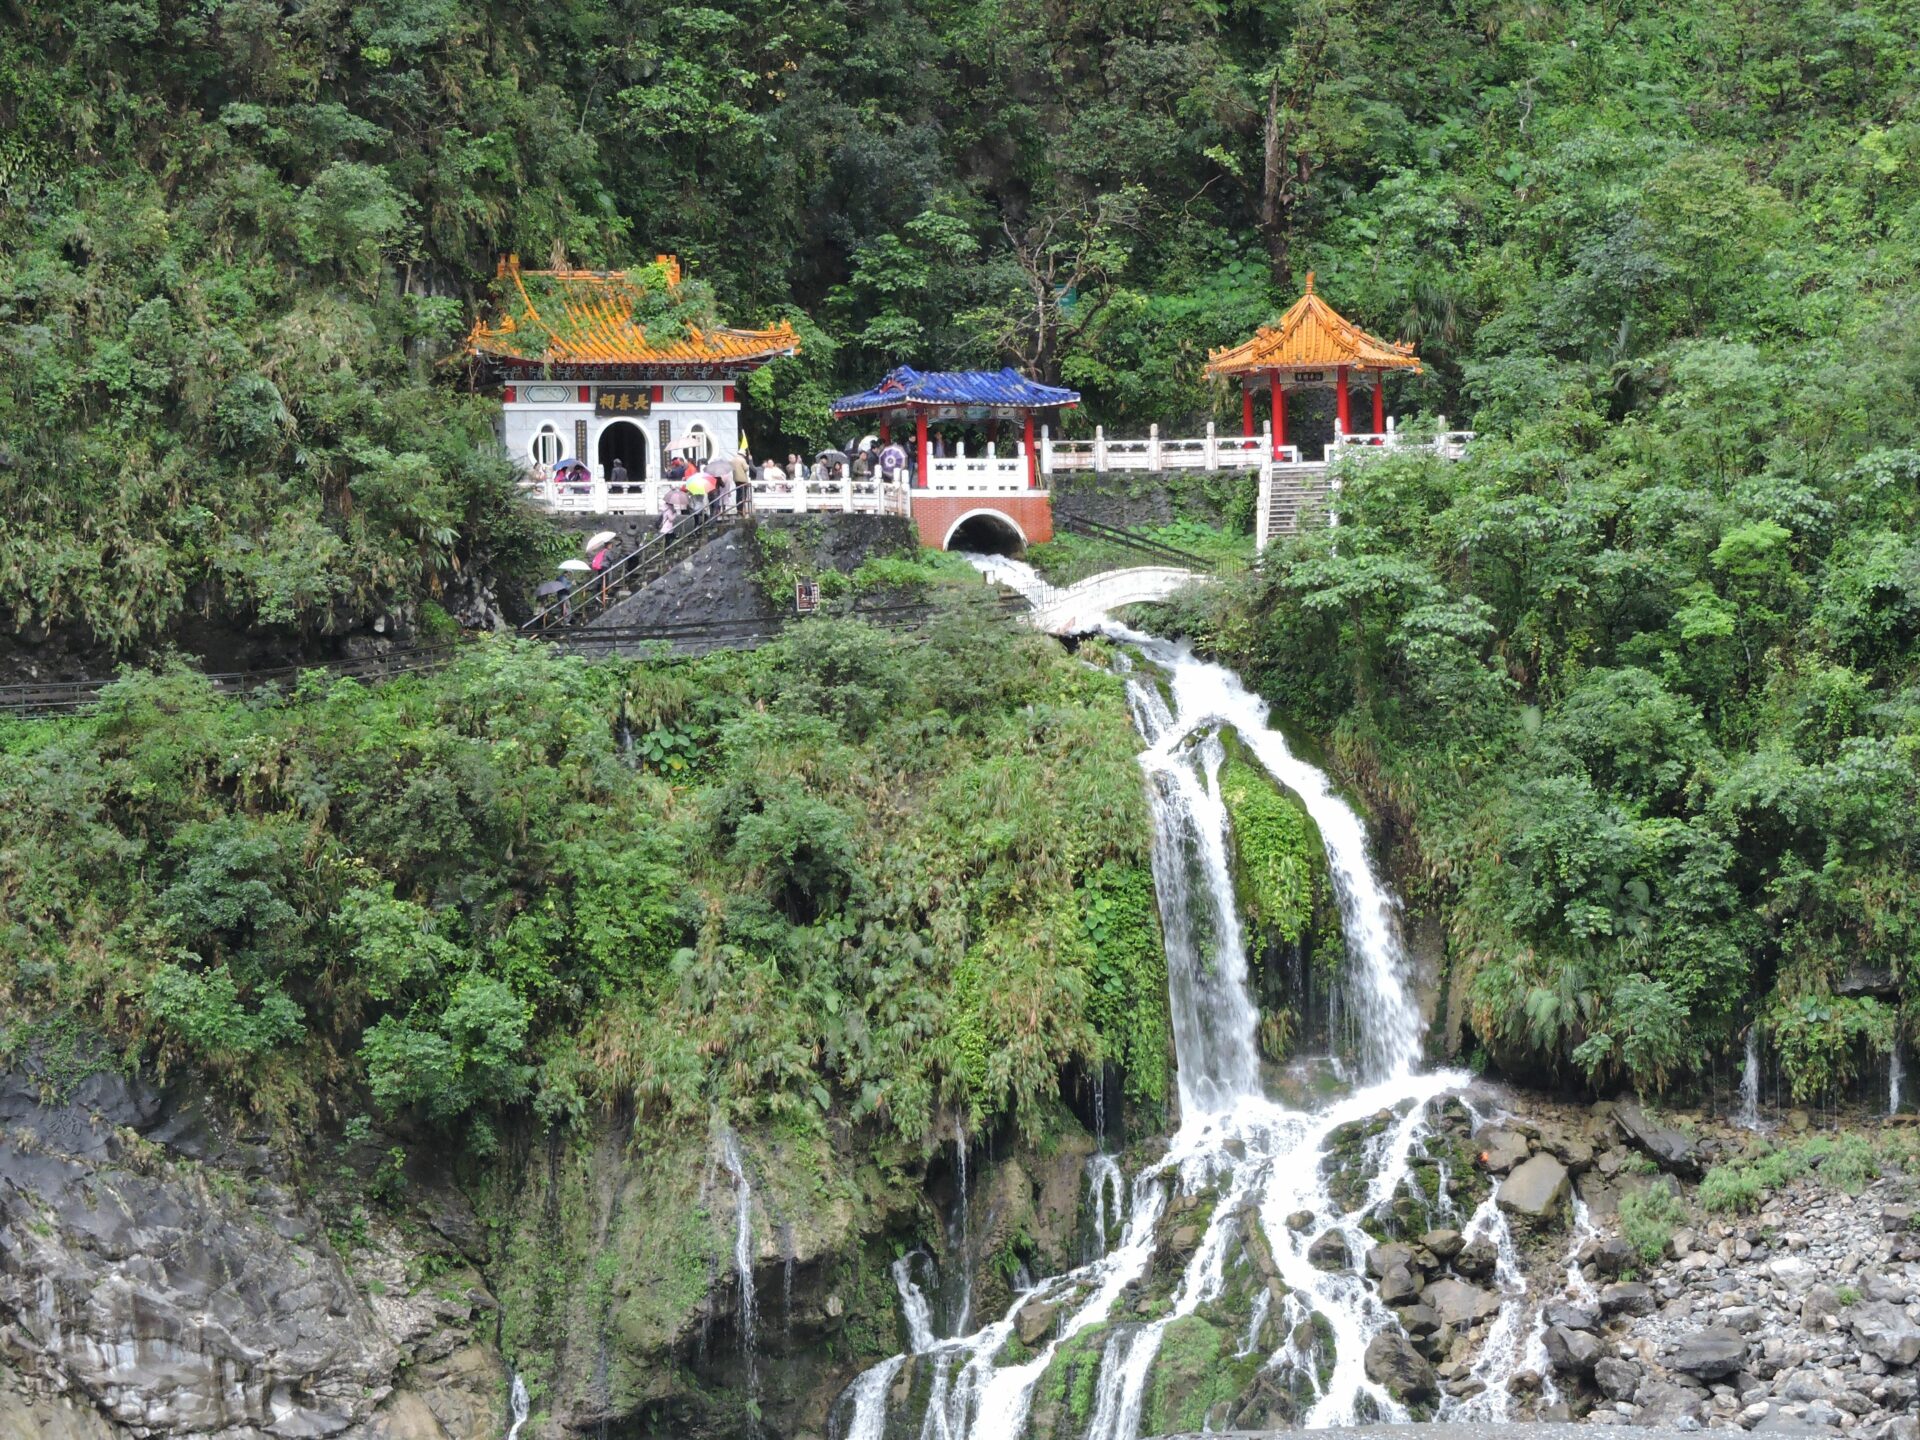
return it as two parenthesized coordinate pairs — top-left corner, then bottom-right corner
(1257, 462), (1333, 549)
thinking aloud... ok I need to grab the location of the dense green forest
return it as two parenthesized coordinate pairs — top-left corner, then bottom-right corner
(0, 610), (1166, 1151)
(4, 0), (1920, 1114)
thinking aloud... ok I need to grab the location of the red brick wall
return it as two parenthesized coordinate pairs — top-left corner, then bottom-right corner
(911, 494), (1054, 550)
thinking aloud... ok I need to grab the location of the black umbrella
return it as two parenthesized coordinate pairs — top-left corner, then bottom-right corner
(816, 448), (850, 465)
(536, 580), (569, 597)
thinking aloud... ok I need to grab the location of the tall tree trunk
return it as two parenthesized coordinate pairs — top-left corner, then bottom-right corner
(1260, 71), (1292, 291)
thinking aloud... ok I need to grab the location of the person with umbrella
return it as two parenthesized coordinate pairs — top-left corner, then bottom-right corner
(879, 440), (908, 487)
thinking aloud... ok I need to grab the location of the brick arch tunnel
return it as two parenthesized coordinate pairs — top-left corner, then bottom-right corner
(943, 509), (1028, 557)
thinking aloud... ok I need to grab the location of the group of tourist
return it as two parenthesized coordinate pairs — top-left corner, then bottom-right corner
(757, 439), (912, 492)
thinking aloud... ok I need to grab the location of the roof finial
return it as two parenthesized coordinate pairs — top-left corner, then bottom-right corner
(1304, 271), (1315, 296)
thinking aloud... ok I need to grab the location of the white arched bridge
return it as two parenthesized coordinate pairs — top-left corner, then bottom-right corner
(981, 564), (1213, 634)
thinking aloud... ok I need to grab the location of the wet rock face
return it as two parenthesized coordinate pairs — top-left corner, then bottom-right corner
(1363, 1331), (1437, 1405)
(1496, 1152), (1571, 1222)
(1611, 1100), (1702, 1178)
(0, 1057), (502, 1440)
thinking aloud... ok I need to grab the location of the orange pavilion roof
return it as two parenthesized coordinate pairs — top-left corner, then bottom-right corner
(467, 256), (800, 368)
(1205, 273), (1419, 378)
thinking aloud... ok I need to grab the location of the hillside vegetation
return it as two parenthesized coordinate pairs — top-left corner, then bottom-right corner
(4, 0), (1919, 1103)
(0, 611), (1165, 1154)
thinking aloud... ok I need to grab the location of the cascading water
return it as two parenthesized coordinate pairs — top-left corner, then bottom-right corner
(1893, 1045), (1906, 1116)
(830, 602), (1501, 1439)
(1739, 1029), (1762, 1129)
(505, 1373), (530, 1440)
(718, 1132), (761, 1397)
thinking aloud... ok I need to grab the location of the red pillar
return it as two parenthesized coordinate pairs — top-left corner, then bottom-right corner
(1372, 373), (1385, 435)
(880, 417), (890, 445)
(915, 409), (929, 487)
(1241, 386), (1255, 438)
(1268, 368), (1283, 457)
(1337, 366), (1351, 436)
(1024, 411), (1038, 488)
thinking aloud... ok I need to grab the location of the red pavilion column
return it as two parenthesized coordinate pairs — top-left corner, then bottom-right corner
(1337, 366), (1352, 436)
(1274, 383), (1288, 455)
(880, 417), (890, 445)
(1242, 387), (1255, 438)
(1024, 411), (1038, 488)
(1373, 372), (1385, 435)
(915, 409), (929, 487)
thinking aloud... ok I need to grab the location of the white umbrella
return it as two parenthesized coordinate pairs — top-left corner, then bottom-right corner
(557, 559), (592, 573)
(585, 530), (618, 552)
(664, 434), (705, 454)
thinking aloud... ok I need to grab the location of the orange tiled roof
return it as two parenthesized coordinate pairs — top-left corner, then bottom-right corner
(468, 256), (800, 367)
(1205, 273), (1419, 378)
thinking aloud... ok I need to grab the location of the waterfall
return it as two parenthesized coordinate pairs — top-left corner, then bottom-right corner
(1522, 1197), (1600, 1410)
(718, 1131), (760, 1394)
(1739, 1029), (1762, 1129)
(1893, 1045), (1906, 1115)
(953, 1119), (973, 1335)
(836, 1354), (906, 1440)
(827, 619), (1473, 1440)
(505, 1373), (529, 1440)
(891, 1253), (938, 1353)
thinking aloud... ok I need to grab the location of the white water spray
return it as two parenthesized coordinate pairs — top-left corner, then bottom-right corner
(1739, 1028), (1762, 1129)
(505, 1373), (529, 1440)
(830, 603), (1476, 1440)
(1893, 1045), (1906, 1116)
(718, 1131), (760, 1392)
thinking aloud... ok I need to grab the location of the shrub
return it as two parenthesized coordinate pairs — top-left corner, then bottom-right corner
(1698, 1164), (1763, 1215)
(1619, 1184), (1687, 1262)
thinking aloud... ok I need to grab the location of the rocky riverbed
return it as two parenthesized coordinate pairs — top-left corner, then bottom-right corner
(4, 1037), (1915, 1440)
(1368, 1094), (1920, 1440)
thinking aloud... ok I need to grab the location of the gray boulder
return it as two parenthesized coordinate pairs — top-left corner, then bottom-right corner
(1497, 1153), (1571, 1221)
(1423, 1277), (1500, 1328)
(1633, 1377), (1709, 1426)
(1669, 1326), (1747, 1380)
(1543, 1324), (1602, 1374)
(1308, 1229), (1351, 1272)
(1594, 1355), (1640, 1401)
(1474, 1126), (1529, 1173)
(1455, 1235), (1498, 1280)
(1366, 1242), (1414, 1279)
(1420, 1228), (1464, 1260)
(1846, 1299), (1920, 1367)
(1613, 1100), (1701, 1177)
(1399, 1303), (1441, 1337)
(1379, 1264), (1421, 1306)
(1543, 1298), (1599, 1331)
(1600, 1280), (1655, 1317)
(1364, 1332), (1438, 1404)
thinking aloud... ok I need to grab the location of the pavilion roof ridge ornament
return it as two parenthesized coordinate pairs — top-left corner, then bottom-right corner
(467, 255), (798, 368)
(1204, 276), (1420, 378)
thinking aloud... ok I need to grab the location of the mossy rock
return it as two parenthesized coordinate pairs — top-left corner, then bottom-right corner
(1140, 1314), (1267, 1437)
(1026, 1323), (1112, 1440)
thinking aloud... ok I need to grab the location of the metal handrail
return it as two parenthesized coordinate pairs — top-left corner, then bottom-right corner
(521, 503), (736, 632)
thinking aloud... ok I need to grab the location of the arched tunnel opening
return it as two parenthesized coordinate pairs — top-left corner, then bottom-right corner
(944, 512), (1027, 557)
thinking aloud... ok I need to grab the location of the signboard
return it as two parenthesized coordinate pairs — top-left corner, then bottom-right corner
(595, 387), (653, 417)
(1288, 371), (1325, 384)
(795, 580), (820, 614)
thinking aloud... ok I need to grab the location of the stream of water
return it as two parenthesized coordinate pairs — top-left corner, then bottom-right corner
(830, 568), (1548, 1439)
(1739, 1029), (1762, 1129)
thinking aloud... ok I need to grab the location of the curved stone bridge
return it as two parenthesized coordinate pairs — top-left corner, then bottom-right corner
(1026, 565), (1211, 633)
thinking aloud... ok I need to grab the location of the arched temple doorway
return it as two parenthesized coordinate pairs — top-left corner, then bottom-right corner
(597, 420), (649, 489)
(943, 509), (1028, 557)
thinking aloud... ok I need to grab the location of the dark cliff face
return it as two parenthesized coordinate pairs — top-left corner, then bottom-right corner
(0, 1048), (505, 1440)
(0, 1038), (1103, 1440)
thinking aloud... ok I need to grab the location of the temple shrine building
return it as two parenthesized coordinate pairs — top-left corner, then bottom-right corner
(467, 256), (799, 499)
(1206, 273), (1421, 457)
